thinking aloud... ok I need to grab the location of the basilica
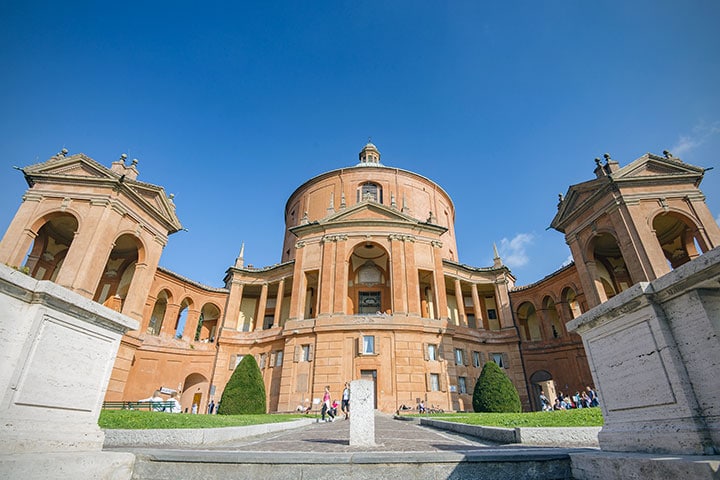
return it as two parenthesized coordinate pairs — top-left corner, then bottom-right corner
(1, 142), (717, 413)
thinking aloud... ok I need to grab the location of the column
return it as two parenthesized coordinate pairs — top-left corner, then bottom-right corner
(494, 273), (514, 329)
(160, 303), (180, 337)
(318, 235), (336, 316)
(454, 278), (466, 327)
(333, 236), (348, 314)
(288, 241), (306, 321)
(183, 308), (202, 341)
(404, 237), (421, 316)
(389, 235), (406, 314)
(223, 280), (244, 330)
(255, 283), (269, 330)
(0, 195), (42, 268)
(431, 241), (449, 320)
(273, 278), (285, 327)
(470, 283), (485, 330)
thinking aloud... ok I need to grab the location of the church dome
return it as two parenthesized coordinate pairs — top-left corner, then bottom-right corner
(358, 141), (381, 165)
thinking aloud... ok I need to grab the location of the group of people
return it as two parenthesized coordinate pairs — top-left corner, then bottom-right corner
(319, 383), (351, 422)
(139, 390), (182, 413)
(539, 386), (599, 411)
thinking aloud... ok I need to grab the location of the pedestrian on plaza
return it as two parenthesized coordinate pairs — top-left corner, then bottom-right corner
(321, 386), (335, 422)
(208, 399), (215, 414)
(341, 382), (351, 420)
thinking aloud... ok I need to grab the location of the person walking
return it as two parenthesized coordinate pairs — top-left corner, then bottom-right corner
(341, 382), (350, 420)
(321, 386), (334, 422)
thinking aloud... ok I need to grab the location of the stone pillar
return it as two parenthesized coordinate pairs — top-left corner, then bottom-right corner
(431, 241), (449, 319)
(389, 235), (406, 314)
(223, 281), (244, 330)
(494, 275), (514, 329)
(404, 237), (421, 316)
(318, 236), (336, 316)
(470, 283), (485, 330)
(273, 278), (285, 327)
(160, 303), (180, 337)
(349, 379), (376, 447)
(333, 237), (348, 315)
(182, 308), (202, 341)
(0, 264), (136, 478)
(255, 283), (269, 330)
(454, 278), (466, 327)
(288, 242), (306, 321)
(0, 195), (43, 268)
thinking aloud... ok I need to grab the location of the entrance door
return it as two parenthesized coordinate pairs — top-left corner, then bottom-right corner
(192, 392), (202, 414)
(360, 369), (377, 409)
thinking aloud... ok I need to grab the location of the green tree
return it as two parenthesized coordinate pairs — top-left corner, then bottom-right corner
(217, 354), (266, 415)
(472, 361), (522, 413)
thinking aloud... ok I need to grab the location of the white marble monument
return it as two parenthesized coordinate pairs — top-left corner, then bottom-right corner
(0, 264), (137, 479)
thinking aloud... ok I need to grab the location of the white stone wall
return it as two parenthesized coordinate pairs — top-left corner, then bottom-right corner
(568, 247), (720, 455)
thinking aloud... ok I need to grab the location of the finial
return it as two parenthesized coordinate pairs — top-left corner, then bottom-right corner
(493, 242), (503, 267)
(235, 242), (245, 268)
(168, 193), (175, 200)
(558, 193), (563, 202)
(61, 148), (68, 156)
(120, 153), (128, 162)
(663, 150), (673, 159)
(594, 157), (601, 166)
(603, 153), (611, 162)
(131, 158), (138, 166)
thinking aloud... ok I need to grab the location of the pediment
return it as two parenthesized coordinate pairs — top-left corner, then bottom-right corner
(613, 154), (704, 180)
(322, 201), (420, 225)
(23, 153), (116, 180)
(22, 153), (182, 233)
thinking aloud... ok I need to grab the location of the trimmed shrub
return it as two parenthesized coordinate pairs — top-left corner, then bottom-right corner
(217, 355), (266, 415)
(472, 361), (522, 413)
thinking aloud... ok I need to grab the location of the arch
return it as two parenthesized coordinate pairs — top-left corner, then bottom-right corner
(93, 233), (142, 309)
(516, 301), (541, 341)
(542, 296), (564, 339)
(347, 241), (390, 314)
(195, 302), (222, 343)
(175, 296), (194, 338)
(147, 289), (172, 335)
(23, 212), (79, 281)
(529, 370), (556, 411)
(561, 286), (583, 319)
(182, 372), (209, 414)
(651, 210), (707, 269)
(357, 182), (383, 204)
(587, 231), (632, 301)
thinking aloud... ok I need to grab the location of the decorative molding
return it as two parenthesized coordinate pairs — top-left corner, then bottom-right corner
(322, 234), (348, 243)
(431, 240), (443, 248)
(388, 233), (416, 242)
(295, 241), (306, 249)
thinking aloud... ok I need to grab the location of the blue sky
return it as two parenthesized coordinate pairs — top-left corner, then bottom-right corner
(1, 1), (719, 288)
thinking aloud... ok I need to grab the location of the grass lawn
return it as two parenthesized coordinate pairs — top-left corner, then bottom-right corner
(405, 407), (603, 428)
(99, 410), (307, 430)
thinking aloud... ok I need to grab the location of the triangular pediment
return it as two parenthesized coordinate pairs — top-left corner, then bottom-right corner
(290, 200), (447, 236)
(322, 201), (421, 225)
(21, 153), (182, 233)
(23, 153), (116, 180)
(613, 153), (704, 180)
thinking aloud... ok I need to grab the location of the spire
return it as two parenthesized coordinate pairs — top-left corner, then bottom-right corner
(493, 243), (503, 267)
(235, 242), (245, 268)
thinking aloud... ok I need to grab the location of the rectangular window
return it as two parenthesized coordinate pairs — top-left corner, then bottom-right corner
(259, 353), (266, 369)
(467, 314), (476, 329)
(492, 352), (506, 368)
(358, 291), (381, 314)
(430, 373), (440, 391)
(362, 335), (375, 355)
(263, 315), (274, 330)
(454, 348), (464, 366)
(302, 345), (311, 362)
(487, 309), (497, 320)
(427, 344), (437, 361)
(472, 351), (481, 368)
(458, 376), (467, 394)
(275, 350), (283, 367)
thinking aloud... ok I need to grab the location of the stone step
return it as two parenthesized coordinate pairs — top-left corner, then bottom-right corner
(131, 449), (575, 480)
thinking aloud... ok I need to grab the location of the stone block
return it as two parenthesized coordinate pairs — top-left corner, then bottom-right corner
(349, 379), (375, 446)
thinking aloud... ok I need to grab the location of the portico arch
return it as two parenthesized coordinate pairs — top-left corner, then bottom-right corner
(23, 212), (79, 282)
(93, 233), (143, 310)
(587, 232), (632, 302)
(652, 211), (706, 269)
(348, 241), (390, 314)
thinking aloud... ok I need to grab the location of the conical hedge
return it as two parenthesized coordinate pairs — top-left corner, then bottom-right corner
(217, 354), (266, 415)
(472, 361), (522, 413)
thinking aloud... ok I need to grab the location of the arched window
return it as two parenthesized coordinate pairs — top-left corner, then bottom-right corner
(357, 182), (382, 203)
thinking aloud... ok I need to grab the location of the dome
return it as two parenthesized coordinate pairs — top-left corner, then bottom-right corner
(358, 141), (381, 165)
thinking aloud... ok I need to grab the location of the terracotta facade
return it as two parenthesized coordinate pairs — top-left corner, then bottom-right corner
(1, 145), (718, 414)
